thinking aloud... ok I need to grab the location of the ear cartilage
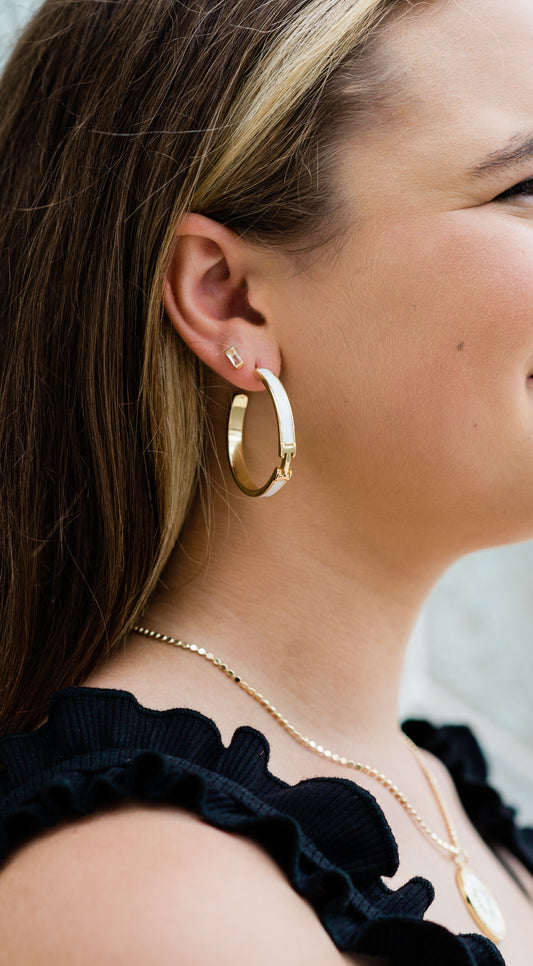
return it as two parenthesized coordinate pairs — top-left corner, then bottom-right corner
(225, 347), (244, 370)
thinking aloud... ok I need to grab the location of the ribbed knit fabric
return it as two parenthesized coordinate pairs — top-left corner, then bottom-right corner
(0, 687), (527, 964)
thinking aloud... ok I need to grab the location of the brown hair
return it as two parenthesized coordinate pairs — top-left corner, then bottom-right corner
(0, 0), (410, 736)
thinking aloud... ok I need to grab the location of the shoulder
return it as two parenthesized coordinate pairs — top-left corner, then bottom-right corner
(0, 804), (353, 965)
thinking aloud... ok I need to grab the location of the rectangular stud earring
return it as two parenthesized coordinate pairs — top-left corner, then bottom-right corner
(225, 346), (244, 370)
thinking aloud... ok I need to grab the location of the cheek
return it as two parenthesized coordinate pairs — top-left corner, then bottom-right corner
(279, 218), (533, 546)
(359, 211), (533, 408)
(284, 209), (533, 457)
(332, 213), (533, 491)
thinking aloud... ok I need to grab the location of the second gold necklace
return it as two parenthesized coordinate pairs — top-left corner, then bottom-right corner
(132, 624), (507, 945)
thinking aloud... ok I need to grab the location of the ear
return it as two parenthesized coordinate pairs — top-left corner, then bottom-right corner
(163, 214), (281, 391)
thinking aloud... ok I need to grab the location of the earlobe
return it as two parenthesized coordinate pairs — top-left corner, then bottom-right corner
(163, 214), (281, 390)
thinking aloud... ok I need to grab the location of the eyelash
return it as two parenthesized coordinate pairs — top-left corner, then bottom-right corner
(496, 178), (533, 201)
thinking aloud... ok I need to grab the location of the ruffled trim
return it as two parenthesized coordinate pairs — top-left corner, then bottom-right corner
(404, 720), (533, 876)
(0, 688), (505, 965)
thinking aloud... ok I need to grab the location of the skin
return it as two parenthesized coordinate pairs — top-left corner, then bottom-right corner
(3, 0), (533, 962)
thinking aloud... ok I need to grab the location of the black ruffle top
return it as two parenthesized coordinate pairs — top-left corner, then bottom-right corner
(1, 687), (532, 964)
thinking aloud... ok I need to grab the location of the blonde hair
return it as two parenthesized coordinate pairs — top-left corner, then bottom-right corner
(0, 0), (410, 734)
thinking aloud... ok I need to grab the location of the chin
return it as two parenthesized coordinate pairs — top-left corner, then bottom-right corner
(458, 508), (533, 556)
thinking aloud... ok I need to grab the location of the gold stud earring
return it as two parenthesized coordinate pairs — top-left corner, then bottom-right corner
(225, 346), (244, 370)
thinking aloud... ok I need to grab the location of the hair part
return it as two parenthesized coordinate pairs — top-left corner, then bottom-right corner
(0, 0), (415, 735)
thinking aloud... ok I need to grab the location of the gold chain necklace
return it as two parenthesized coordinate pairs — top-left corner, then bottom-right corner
(132, 625), (507, 944)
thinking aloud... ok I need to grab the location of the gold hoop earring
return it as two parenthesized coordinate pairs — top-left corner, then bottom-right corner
(227, 368), (296, 497)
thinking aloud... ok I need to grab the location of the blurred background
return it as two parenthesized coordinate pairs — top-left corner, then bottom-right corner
(400, 546), (533, 824)
(2, 0), (532, 823)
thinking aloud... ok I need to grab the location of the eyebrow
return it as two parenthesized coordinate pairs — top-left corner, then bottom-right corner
(468, 131), (533, 179)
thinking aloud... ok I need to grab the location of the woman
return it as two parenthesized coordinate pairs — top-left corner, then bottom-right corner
(0, 0), (532, 961)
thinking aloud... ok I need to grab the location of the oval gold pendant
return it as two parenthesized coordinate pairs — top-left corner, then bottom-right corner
(456, 865), (506, 944)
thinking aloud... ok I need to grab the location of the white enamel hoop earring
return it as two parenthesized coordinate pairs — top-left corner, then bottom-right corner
(227, 368), (296, 497)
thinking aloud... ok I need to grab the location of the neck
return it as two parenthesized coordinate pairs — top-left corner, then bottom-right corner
(141, 455), (452, 755)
